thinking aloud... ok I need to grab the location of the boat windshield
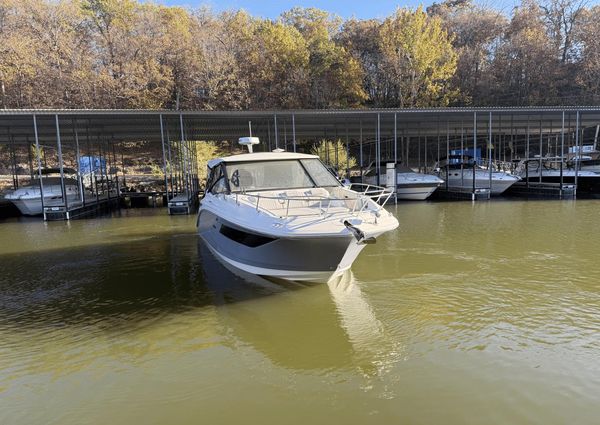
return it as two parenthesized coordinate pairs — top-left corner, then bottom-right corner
(226, 159), (340, 192)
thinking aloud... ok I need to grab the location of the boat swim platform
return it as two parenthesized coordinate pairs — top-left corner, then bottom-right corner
(43, 196), (120, 221)
(432, 187), (491, 201)
(504, 182), (576, 199)
(167, 192), (199, 215)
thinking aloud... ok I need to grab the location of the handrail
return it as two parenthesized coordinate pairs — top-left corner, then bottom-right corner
(231, 185), (393, 220)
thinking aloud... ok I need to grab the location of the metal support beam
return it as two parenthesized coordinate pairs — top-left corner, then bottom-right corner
(32, 114), (46, 219)
(274, 114), (278, 150)
(159, 114), (169, 200)
(292, 114), (296, 152)
(55, 114), (69, 214)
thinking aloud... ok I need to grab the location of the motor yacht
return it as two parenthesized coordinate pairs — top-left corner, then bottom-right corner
(515, 158), (600, 194)
(4, 168), (88, 216)
(361, 161), (443, 200)
(197, 138), (399, 282)
(434, 155), (519, 195)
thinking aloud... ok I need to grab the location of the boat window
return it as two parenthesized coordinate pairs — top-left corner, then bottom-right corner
(226, 160), (314, 192)
(207, 164), (228, 194)
(299, 159), (340, 187)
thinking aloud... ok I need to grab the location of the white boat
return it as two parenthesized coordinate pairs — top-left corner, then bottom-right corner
(516, 159), (600, 194)
(434, 155), (519, 195)
(4, 168), (87, 216)
(362, 162), (443, 200)
(197, 139), (399, 282)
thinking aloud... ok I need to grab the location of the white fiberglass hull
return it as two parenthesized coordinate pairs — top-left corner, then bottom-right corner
(198, 209), (381, 282)
(366, 172), (442, 200)
(203, 239), (358, 282)
(441, 172), (519, 195)
(5, 179), (83, 216)
(395, 184), (440, 200)
(6, 193), (84, 216)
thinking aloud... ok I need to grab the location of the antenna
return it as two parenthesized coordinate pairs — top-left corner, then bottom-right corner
(239, 137), (260, 153)
(248, 121), (252, 138)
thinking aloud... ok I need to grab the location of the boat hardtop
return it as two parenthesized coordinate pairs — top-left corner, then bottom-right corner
(207, 151), (319, 168)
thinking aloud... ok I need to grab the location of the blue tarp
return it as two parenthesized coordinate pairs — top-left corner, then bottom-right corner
(79, 156), (106, 174)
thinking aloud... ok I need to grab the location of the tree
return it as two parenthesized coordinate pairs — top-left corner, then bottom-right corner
(310, 140), (357, 175)
(281, 7), (366, 108)
(428, 0), (507, 105)
(491, 1), (560, 105)
(82, 0), (172, 108)
(378, 6), (459, 107)
(539, 0), (586, 63)
(338, 18), (388, 106)
(574, 5), (600, 103)
(232, 14), (311, 109)
(195, 141), (226, 181)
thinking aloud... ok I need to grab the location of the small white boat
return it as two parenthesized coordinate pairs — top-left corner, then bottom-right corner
(362, 162), (443, 200)
(434, 155), (519, 195)
(4, 168), (87, 216)
(197, 138), (399, 282)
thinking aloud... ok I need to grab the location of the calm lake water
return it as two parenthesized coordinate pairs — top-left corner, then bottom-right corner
(1, 201), (599, 425)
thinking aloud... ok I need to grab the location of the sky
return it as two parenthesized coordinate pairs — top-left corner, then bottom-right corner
(147, 0), (519, 19)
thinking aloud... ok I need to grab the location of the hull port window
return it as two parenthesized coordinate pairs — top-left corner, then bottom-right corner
(219, 224), (276, 247)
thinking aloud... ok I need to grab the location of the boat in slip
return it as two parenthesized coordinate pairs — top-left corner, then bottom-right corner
(515, 158), (600, 195)
(197, 138), (399, 283)
(362, 162), (443, 200)
(4, 168), (90, 216)
(434, 155), (520, 195)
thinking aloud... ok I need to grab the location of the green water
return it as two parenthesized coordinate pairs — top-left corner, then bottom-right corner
(1, 202), (599, 425)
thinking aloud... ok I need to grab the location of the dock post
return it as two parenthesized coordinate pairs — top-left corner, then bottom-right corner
(73, 119), (84, 205)
(394, 112), (398, 203)
(560, 111), (565, 197)
(539, 119), (543, 184)
(575, 110), (580, 196)
(525, 121), (529, 190)
(446, 121), (450, 191)
(345, 121), (350, 181)
(359, 119), (363, 182)
(473, 112), (477, 199)
(460, 122), (464, 188)
(488, 112), (493, 191)
(55, 114), (69, 215)
(376, 113), (381, 186)
(292, 113), (296, 153)
(32, 114), (46, 220)
(159, 114), (169, 202)
(274, 114), (279, 150)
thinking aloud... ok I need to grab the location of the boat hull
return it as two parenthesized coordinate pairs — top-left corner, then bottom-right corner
(197, 209), (367, 282)
(522, 174), (600, 195)
(7, 194), (85, 216)
(7, 198), (44, 216)
(442, 175), (518, 195)
(395, 183), (440, 200)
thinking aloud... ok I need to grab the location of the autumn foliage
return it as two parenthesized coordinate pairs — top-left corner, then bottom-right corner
(0, 0), (596, 110)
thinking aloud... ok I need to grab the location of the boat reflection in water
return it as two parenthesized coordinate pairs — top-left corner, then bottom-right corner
(198, 240), (400, 377)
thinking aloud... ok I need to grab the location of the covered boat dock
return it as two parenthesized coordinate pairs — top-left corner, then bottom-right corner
(1, 107), (599, 219)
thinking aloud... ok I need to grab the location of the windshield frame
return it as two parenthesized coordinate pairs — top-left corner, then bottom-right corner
(223, 158), (341, 193)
